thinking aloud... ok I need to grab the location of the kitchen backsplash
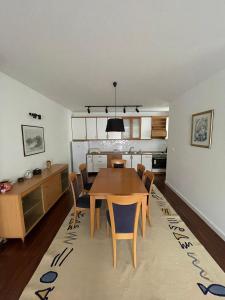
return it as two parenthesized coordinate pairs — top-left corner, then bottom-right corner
(88, 139), (167, 152)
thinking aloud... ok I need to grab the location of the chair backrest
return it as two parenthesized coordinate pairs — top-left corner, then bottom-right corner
(107, 195), (142, 234)
(143, 170), (155, 200)
(111, 159), (126, 168)
(79, 163), (88, 189)
(69, 172), (80, 208)
(137, 163), (145, 179)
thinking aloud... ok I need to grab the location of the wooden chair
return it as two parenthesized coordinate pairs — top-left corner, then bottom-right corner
(111, 159), (126, 168)
(69, 172), (102, 228)
(79, 163), (93, 194)
(106, 194), (142, 268)
(143, 170), (155, 225)
(137, 163), (145, 180)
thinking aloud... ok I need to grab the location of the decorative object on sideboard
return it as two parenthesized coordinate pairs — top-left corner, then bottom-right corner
(191, 109), (214, 148)
(46, 160), (52, 169)
(21, 125), (45, 156)
(0, 181), (13, 193)
(17, 177), (25, 183)
(24, 170), (33, 179)
(33, 168), (42, 176)
(29, 112), (42, 119)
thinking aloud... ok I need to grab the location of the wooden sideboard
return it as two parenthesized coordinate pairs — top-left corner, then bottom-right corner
(0, 164), (69, 241)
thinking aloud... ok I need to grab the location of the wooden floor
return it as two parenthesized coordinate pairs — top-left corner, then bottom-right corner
(0, 174), (224, 299)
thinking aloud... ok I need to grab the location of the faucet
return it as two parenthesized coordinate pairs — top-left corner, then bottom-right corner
(129, 146), (134, 153)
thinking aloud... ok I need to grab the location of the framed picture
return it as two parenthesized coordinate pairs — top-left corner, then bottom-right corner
(191, 110), (214, 148)
(21, 125), (45, 156)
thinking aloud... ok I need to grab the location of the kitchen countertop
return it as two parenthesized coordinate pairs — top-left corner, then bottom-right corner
(87, 151), (167, 155)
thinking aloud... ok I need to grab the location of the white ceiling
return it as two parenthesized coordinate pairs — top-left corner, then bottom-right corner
(1, 0), (225, 112)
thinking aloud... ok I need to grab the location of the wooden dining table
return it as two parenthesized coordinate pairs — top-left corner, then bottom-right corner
(89, 168), (148, 238)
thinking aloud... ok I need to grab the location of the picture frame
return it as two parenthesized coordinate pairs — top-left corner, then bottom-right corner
(191, 109), (214, 148)
(21, 125), (45, 156)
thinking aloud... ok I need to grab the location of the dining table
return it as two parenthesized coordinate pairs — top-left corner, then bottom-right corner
(89, 168), (148, 238)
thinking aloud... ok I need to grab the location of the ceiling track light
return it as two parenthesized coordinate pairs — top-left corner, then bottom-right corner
(105, 106), (108, 113)
(136, 107), (139, 113)
(123, 107), (126, 113)
(87, 107), (90, 114)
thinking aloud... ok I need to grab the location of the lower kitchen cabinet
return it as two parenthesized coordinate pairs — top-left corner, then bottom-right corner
(132, 155), (142, 170)
(141, 154), (152, 171)
(122, 155), (132, 168)
(87, 155), (107, 172)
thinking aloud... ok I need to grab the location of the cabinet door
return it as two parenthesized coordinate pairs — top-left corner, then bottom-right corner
(72, 118), (86, 140)
(122, 155), (132, 168)
(132, 118), (141, 139)
(141, 117), (152, 139)
(93, 155), (107, 172)
(97, 118), (108, 139)
(121, 118), (131, 139)
(86, 118), (97, 140)
(43, 174), (62, 212)
(87, 155), (93, 172)
(131, 155), (142, 170)
(141, 155), (152, 171)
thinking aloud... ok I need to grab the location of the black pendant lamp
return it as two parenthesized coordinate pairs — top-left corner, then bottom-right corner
(106, 82), (125, 132)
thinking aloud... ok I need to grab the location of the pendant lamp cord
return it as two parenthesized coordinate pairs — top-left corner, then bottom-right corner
(114, 85), (117, 118)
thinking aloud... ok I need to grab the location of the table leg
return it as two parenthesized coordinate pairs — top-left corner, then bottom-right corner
(141, 196), (147, 238)
(90, 196), (96, 238)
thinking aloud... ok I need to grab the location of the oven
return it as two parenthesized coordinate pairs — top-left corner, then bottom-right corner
(152, 154), (167, 172)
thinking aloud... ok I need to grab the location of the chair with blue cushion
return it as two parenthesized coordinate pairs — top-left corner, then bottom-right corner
(69, 172), (102, 229)
(79, 163), (93, 194)
(143, 170), (154, 225)
(111, 159), (126, 168)
(106, 194), (142, 268)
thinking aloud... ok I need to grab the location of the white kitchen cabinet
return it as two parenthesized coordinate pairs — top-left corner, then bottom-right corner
(108, 131), (121, 139)
(122, 155), (132, 168)
(72, 118), (86, 140)
(132, 118), (141, 139)
(93, 155), (107, 172)
(121, 118), (131, 139)
(86, 118), (97, 140)
(141, 117), (152, 139)
(131, 155), (142, 170)
(87, 155), (94, 172)
(97, 118), (108, 139)
(141, 154), (152, 171)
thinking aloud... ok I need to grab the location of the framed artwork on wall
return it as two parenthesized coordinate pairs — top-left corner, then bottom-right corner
(21, 125), (45, 156)
(191, 109), (214, 148)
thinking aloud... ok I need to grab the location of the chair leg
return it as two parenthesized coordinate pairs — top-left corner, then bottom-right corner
(133, 236), (137, 268)
(96, 208), (100, 230)
(112, 238), (117, 268)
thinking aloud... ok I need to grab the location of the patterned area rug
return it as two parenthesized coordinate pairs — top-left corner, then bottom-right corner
(20, 186), (225, 299)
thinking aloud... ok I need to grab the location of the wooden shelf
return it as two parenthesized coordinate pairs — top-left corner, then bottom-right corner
(151, 117), (167, 139)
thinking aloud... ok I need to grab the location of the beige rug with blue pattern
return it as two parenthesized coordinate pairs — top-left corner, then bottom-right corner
(20, 186), (225, 299)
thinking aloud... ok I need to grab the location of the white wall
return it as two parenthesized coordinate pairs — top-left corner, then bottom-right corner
(0, 72), (70, 181)
(166, 69), (225, 240)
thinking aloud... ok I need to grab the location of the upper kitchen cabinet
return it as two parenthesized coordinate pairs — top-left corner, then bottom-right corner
(151, 116), (168, 139)
(97, 118), (108, 139)
(86, 118), (97, 139)
(72, 118), (86, 140)
(121, 117), (141, 139)
(141, 117), (152, 139)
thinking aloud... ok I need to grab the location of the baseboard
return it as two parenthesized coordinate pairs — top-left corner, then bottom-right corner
(165, 180), (225, 242)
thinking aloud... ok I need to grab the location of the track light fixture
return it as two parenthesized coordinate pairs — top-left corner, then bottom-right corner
(136, 107), (139, 113)
(105, 106), (108, 113)
(85, 105), (142, 113)
(123, 107), (126, 113)
(87, 107), (90, 114)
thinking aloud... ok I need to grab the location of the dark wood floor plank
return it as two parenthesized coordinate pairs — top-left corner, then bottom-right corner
(0, 174), (224, 300)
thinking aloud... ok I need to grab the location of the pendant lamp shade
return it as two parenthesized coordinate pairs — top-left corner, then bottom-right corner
(106, 81), (125, 132)
(106, 118), (125, 132)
